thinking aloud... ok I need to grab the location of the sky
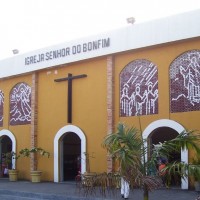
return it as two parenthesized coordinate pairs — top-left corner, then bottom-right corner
(0, 0), (200, 60)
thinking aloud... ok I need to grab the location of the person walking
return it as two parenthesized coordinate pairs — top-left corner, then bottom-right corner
(121, 177), (129, 199)
(159, 159), (168, 187)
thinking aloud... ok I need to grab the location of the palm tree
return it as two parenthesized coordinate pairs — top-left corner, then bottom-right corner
(102, 123), (200, 200)
(102, 123), (161, 200)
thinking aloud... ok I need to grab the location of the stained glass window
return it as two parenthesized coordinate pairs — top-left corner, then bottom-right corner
(170, 50), (200, 113)
(0, 90), (4, 126)
(120, 59), (158, 117)
(10, 82), (31, 125)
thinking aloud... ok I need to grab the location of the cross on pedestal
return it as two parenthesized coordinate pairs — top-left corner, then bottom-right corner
(54, 73), (87, 123)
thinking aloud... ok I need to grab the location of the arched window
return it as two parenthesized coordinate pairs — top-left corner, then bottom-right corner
(120, 59), (158, 116)
(0, 90), (4, 126)
(10, 82), (31, 125)
(170, 50), (200, 113)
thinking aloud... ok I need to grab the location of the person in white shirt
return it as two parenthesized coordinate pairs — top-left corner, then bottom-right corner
(121, 177), (129, 199)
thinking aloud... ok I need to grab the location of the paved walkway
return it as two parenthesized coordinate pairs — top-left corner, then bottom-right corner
(0, 178), (199, 200)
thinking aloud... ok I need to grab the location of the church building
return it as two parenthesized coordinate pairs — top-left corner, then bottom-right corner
(0, 9), (200, 189)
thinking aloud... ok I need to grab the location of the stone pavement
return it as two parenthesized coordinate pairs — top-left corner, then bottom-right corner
(0, 178), (199, 200)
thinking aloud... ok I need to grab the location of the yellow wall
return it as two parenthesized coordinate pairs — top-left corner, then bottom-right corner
(0, 37), (200, 181)
(37, 58), (108, 180)
(115, 38), (200, 132)
(0, 75), (32, 179)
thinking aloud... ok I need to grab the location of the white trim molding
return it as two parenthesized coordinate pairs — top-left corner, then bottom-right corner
(0, 129), (16, 169)
(53, 125), (86, 182)
(143, 119), (188, 189)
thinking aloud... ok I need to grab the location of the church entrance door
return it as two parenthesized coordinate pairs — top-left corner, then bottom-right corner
(62, 132), (81, 181)
(0, 136), (12, 177)
(149, 127), (181, 187)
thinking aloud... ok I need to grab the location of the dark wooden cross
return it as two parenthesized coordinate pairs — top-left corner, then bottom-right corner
(54, 73), (87, 123)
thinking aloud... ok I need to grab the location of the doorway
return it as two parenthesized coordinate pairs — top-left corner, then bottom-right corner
(62, 132), (81, 181)
(142, 119), (188, 189)
(54, 125), (86, 182)
(0, 135), (12, 177)
(149, 127), (181, 187)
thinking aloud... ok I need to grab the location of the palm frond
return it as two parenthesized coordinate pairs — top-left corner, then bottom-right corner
(151, 130), (200, 162)
(102, 123), (142, 167)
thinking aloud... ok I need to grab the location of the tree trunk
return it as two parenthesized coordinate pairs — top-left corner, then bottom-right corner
(143, 185), (149, 200)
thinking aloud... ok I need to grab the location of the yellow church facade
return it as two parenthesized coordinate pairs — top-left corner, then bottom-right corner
(0, 10), (200, 189)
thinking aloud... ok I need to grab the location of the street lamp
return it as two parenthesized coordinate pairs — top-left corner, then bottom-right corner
(126, 17), (135, 24)
(12, 49), (19, 54)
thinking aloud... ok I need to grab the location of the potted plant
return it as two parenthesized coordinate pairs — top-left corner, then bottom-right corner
(4, 151), (20, 181)
(19, 147), (50, 182)
(81, 152), (97, 187)
(83, 152), (96, 175)
(189, 157), (200, 191)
